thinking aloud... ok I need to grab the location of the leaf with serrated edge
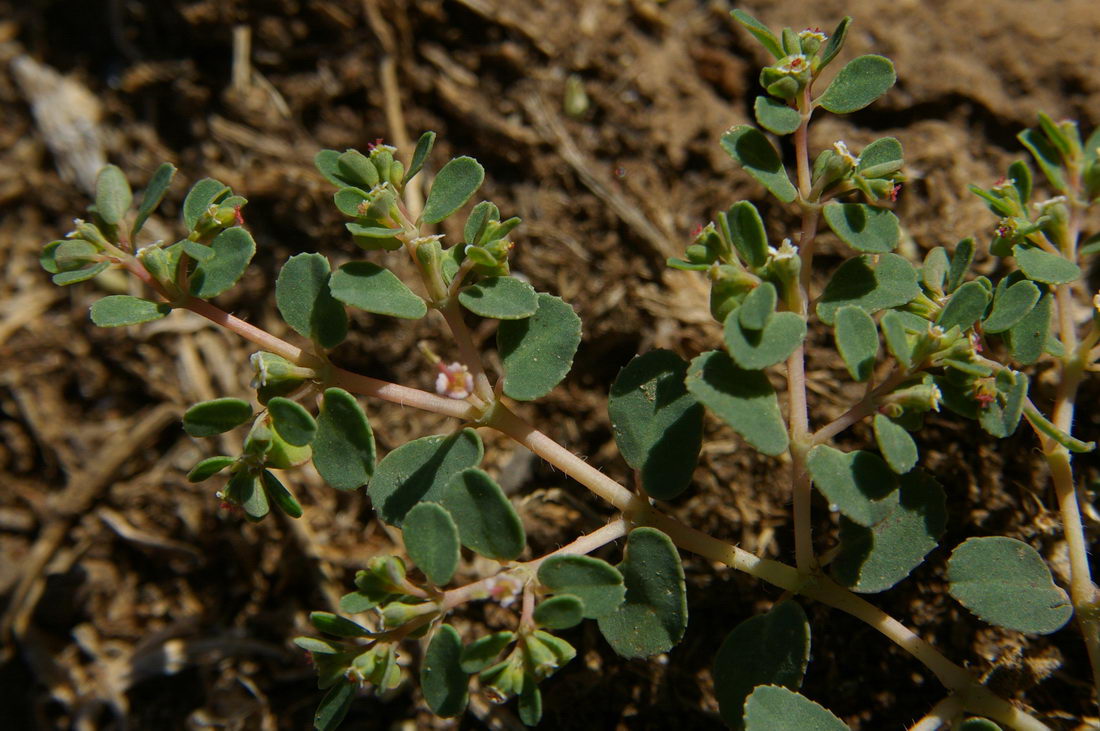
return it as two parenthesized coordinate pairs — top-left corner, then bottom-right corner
(806, 446), (898, 526)
(329, 262), (427, 319)
(744, 686), (848, 731)
(368, 429), (482, 526)
(498, 294), (582, 401)
(597, 528), (687, 659)
(442, 468), (525, 561)
(686, 351), (788, 456)
(609, 350), (703, 500)
(833, 470), (946, 593)
(948, 536), (1073, 634)
(312, 388), (376, 491)
(714, 601), (810, 729)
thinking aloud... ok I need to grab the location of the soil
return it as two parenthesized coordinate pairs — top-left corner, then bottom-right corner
(2, 1), (1099, 729)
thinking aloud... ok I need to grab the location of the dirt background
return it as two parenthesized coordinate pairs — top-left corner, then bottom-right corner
(2, 0), (1099, 729)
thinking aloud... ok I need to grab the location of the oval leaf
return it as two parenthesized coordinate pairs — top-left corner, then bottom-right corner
(832, 470), (946, 593)
(421, 624), (468, 717)
(822, 203), (899, 253)
(312, 388), (376, 491)
(460, 631), (515, 673)
(739, 282), (777, 331)
(329, 261), (427, 319)
(368, 429), (483, 526)
(754, 96), (801, 136)
(403, 502), (460, 586)
(182, 178), (230, 230)
(458, 276), (538, 319)
(183, 398), (252, 438)
(936, 280), (990, 332)
(189, 227), (256, 299)
(1006, 290), (1051, 365)
(720, 126), (797, 203)
(817, 54), (896, 114)
(834, 305), (878, 382)
(314, 680), (355, 731)
(744, 686), (848, 731)
(187, 455), (236, 482)
(534, 595), (585, 630)
(422, 156), (484, 224)
(403, 131), (436, 185)
(685, 351), (789, 456)
(714, 601), (810, 729)
(90, 295), (171, 327)
(1013, 245), (1081, 285)
(724, 310), (806, 370)
(498, 293), (582, 401)
(724, 201), (769, 269)
(817, 253), (920, 325)
(275, 253), (348, 348)
(132, 162), (176, 239)
(442, 468), (525, 561)
(537, 555), (625, 619)
(947, 536), (1073, 634)
(596, 528), (687, 659)
(857, 137), (904, 178)
(983, 280), (1041, 334)
(608, 350), (703, 500)
(872, 413), (917, 474)
(95, 165), (132, 226)
(261, 469), (303, 518)
(806, 446), (898, 526)
(267, 397), (317, 447)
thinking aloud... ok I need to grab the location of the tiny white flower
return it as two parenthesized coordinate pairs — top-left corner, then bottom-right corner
(436, 362), (474, 400)
(833, 141), (860, 167)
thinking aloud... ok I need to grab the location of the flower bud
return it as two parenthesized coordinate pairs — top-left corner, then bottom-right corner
(1037, 196), (1069, 247)
(709, 264), (756, 323)
(70, 219), (112, 249)
(355, 555), (408, 599)
(799, 28), (827, 56)
(250, 352), (317, 403)
(880, 382), (943, 414)
(380, 600), (436, 629)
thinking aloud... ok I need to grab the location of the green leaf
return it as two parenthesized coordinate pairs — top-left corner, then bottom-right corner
(857, 137), (903, 178)
(754, 96), (801, 135)
(714, 601), (810, 729)
(730, 9), (783, 59)
(182, 178), (230, 230)
(89, 295), (171, 327)
(464, 201), (499, 243)
(1006, 290), (1051, 365)
(816, 253), (920, 325)
(95, 165), (132, 226)
(833, 305), (878, 382)
(1018, 128), (1066, 192)
(442, 468), (525, 561)
(948, 536), (1073, 634)
(879, 311), (913, 368)
(936, 280), (990, 332)
(534, 595), (585, 630)
(328, 262), (427, 319)
(922, 247), (949, 293)
(313, 679), (355, 731)
(817, 55), (896, 114)
(337, 150), (378, 189)
(744, 686), (848, 731)
(267, 397), (317, 446)
(983, 280), (1041, 333)
(227, 469), (269, 520)
(312, 388), (376, 491)
(1022, 402), (1095, 453)
(52, 261), (109, 285)
(183, 398), (252, 437)
(1013, 245), (1081, 285)
(458, 276), (539, 319)
(537, 555), (625, 619)
(978, 370), (1029, 438)
(422, 156), (484, 224)
(872, 413), (917, 474)
(498, 294), (582, 401)
(310, 611), (371, 637)
(597, 528), (687, 659)
(608, 350), (703, 500)
(817, 17), (851, 70)
(822, 203), (899, 253)
(739, 282), (776, 331)
(261, 469), (303, 518)
(314, 149), (345, 187)
(724, 309), (806, 370)
(421, 624), (468, 717)
(132, 162), (176, 239)
(806, 446), (898, 526)
(725, 201), (770, 269)
(189, 227), (256, 299)
(518, 680), (542, 726)
(403, 131), (436, 185)
(182, 240), (215, 262)
(959, 720), (1002, 731)
(720, 126), (797, 203)
(275, 253), (348, 348)
(403, 502), (460, 586)
(460, 632), (515, 673)
(53, 240), (99, 271)
(946, 237), (975, 294)
(833, 470), (946, 592)
(685, 351), (789, 456)
(187, 456), (235, 482)
(369, 429), (483, 525)
(344, 220), (403, 238)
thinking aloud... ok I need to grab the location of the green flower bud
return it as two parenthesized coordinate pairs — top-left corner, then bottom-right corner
(521, 632), (559, 678)
(1037, 196), (1069, 247)
(380, 600), (437, 629)
(250, 352), (317, 403)
(354, 555), (409, 600)
(388, 160), (405, 190)
(709, 264), (756, 323)
(798, 28), (827, 57)
(69, 219), (112, 249)
(880, 382), (943, 414)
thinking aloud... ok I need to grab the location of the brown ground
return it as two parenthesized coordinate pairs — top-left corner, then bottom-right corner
(2, 1), (1099, 729)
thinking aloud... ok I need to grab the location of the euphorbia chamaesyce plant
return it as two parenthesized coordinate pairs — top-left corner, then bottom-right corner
(40, 9), (1100, 730)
